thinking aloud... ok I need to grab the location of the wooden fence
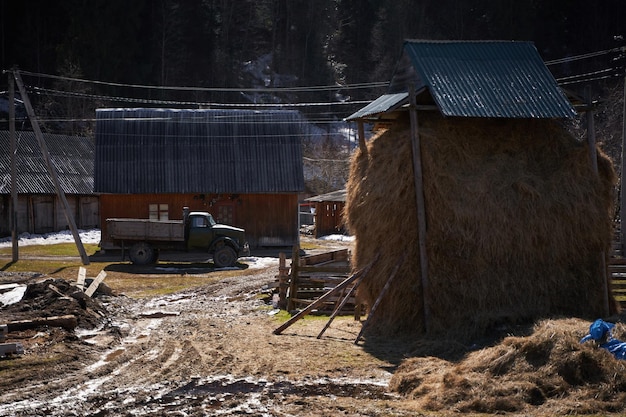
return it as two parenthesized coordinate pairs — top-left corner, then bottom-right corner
(276, 246), (355, 315)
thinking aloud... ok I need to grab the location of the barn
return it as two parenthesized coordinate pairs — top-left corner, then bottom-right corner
(94, 108), (307, 249)
(345, 40), (617, 340)
(0, 130), (98, 237)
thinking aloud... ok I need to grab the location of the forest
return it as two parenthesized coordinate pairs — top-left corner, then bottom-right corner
(1, 0), (625, 192)
(2, 1), (624, 100)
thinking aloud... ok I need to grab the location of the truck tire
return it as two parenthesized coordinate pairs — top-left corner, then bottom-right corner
(213, 246), (237, 268)
(129, 242), (156, 265)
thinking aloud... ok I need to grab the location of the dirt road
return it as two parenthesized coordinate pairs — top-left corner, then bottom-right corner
(0, 240), (420, 416)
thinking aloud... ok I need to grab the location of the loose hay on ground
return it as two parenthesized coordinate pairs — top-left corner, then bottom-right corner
(389, 318), (626, 414)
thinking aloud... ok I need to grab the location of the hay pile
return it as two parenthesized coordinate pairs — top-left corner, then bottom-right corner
(389, 318), (626, 414)
(345, 113), (617, 340)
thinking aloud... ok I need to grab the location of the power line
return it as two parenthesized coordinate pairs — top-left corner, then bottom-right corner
(30, 86), (371, 109)
(544, 47), (617, 66)
(17, 69), (388, 93)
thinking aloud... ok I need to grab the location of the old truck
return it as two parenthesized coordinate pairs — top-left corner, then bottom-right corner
(103, 208), (248, 267)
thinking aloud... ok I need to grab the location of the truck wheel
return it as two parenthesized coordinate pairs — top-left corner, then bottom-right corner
(213, 246), (237, 268)
(129, 242), (156, 265)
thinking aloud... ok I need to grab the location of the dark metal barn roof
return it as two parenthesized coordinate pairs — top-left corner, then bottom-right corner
(347, 40), (576, 120)
(0, 131), (94, 194)
(94, 108), (306, 194)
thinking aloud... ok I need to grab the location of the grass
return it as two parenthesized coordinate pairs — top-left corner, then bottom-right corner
(0, 242), (263, 298)
(0, 243), (100, 257)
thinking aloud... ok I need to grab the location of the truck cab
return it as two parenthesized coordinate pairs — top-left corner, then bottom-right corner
(185, 211), (248, 267)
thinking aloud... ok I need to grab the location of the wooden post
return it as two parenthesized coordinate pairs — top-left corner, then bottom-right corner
(277, 252), (288, 309)
(357, 120), (367, 153)
(619, 67), (626, 257)
(586, 87), (610, 317)
(408, 83), (431, 333)
(12, 70), (90, 265)
(287, 244), (300, 312)
(8, 70), (18, 262)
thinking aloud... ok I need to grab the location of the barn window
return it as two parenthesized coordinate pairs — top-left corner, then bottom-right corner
(149, 204), (169, 220)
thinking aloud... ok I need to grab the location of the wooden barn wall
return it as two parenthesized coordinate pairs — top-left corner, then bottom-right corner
(313, 201), (346, 238)
(99, 193), (299, 248)
(0, 194), (99, 237)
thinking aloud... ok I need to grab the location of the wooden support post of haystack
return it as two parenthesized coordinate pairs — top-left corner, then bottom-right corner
(620, 71), (626, 255)
(357, 120), (367, 153)
(8, 70), (18, 262)
(317, 272), (364, 339)
(12, 70), (90, 265)
(408, 83), (431, 333)
(355, 255), (405, 344)
(586, 86), (610, 317)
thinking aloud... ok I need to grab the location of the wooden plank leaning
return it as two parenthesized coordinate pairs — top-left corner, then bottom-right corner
(316, 272), (365, 339)
(273, 254), (379, 335)
(76, 267), (87, 291)
(85, 270), (107, 297)
(355, 254), (405, 344)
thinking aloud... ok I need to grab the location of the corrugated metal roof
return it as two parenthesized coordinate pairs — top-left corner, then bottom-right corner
(94, 108), (306, 194)
(0, 131), (94, 194)
(348, 40), (576, 120)
(305, 188), (346, 203)
(345, 93), (408, 121)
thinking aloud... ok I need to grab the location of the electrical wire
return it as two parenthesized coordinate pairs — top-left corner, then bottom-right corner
(17, 69), (388, 93)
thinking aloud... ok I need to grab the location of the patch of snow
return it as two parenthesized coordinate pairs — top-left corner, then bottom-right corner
(318, 234), (355, 242)
(0, 229), (101, 248)
(0, 284), (27, 306)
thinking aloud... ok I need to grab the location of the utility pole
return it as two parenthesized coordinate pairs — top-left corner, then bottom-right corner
(11, 70), (91, 265)
(8, 70), (18, 262)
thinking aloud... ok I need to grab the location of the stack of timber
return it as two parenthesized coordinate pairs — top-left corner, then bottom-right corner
(609, 227), (626, 310)
(282, 246), (354, 315)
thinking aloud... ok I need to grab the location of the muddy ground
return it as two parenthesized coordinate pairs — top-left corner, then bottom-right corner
(0, 239), (423, 417)
(1, 237), (626, 416)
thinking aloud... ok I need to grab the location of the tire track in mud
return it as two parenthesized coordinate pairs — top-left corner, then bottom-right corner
(1, 262), (403, 416)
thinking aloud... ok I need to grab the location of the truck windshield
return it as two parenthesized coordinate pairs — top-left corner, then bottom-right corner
(206, 214), (217, 226)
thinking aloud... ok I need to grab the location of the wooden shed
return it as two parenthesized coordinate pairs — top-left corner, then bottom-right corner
(94, 108), (306, 249)
(0, 130), (98, 236)
(304, 189), (347, 238)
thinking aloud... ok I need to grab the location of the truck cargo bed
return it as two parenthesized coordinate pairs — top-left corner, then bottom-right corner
(106, 219), (185, 242)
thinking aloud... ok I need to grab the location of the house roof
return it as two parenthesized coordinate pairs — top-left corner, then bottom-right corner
(305, 189), (346, 203)
(94, 108), (305, 194)
(0, 131), (94, 194)
(347, 40), (577, 120)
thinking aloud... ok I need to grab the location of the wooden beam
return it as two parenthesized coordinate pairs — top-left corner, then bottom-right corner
(8, 71), (18, 262)
(586, 86), (609, 317)
(408, 84), (431, 333)
(85, 270), (107, 297)
(355, 255), (404, 344)
(7, 315), (78, 331)
(316, 273), (365, 339)
(12, 70), (90, 265)
(357, 120), (366, 153)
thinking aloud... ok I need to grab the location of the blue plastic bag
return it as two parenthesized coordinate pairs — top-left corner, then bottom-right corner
(580, 319), (626, 360)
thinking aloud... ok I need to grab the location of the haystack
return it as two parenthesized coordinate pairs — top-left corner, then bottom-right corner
(345, 112), (617, 340)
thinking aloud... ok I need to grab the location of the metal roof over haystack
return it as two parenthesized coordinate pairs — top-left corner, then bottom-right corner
(0, 131), (94, 194)
(347, 40), (577, 121)
(94, 108), (306, 194)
